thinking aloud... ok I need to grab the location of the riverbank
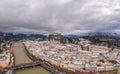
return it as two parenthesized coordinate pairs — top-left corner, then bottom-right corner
(0, 43), (14, 74)
(23, 42), (59, 74)
(23, 40), (119, 74)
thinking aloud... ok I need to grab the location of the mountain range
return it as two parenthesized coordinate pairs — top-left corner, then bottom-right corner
(65, 32), (120, 38)
(0, 32), (46, 39)
(0, 31), (120, 39)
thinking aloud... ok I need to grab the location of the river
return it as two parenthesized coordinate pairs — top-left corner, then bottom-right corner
(13, 42), (52, 74)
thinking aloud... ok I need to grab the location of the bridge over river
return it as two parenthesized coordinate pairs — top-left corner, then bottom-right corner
(13, 42), (52, 74)
(13, 61), (41, 70)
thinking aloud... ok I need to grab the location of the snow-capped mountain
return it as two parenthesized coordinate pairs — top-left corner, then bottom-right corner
(65, 31), (120, 38)
(87, 32), (120, 37)
(0, 32), (46, 39)
(0, 31), (120, 39)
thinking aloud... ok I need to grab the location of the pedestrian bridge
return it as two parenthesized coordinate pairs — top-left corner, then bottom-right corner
(13, 60), (60, 74)
(13, 61), (41, 70)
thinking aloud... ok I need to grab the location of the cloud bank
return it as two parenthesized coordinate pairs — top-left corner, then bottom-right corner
(0, 0), (120, 34)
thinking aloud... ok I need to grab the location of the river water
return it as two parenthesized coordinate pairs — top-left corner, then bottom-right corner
(13, 42), (52, 74)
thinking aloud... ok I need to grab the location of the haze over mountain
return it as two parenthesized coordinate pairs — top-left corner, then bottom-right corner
(0, 0), (120, 34)
(0, 31), (120, 39)
(65, 31), (120, 38)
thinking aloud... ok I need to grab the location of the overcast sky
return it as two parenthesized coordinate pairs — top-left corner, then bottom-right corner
(0, 0), (120, 34)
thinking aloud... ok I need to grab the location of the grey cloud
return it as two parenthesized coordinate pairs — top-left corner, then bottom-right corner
(0, 0), (120, 34)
